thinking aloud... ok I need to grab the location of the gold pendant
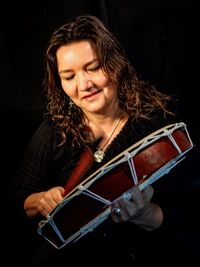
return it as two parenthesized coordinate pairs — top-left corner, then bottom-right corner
(94, 149), (105, 163)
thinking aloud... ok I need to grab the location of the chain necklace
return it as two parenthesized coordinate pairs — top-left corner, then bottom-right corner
(93, 116), (122, 163)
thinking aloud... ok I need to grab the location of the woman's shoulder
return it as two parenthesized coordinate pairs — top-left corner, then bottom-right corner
(130, 110), (178, 134)
(25, 117), (61, 153)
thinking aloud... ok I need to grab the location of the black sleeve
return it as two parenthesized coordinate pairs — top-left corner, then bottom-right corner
(10, 119), (58, 212)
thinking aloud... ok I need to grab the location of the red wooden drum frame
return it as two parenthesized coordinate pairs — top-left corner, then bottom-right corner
(37, 122), (193, 249)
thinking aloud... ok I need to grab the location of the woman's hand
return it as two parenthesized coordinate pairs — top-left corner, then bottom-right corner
(24, 186), (65, 218)
(111, 185), (163, 230)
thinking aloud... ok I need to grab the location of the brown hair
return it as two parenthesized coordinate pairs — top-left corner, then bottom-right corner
(43, 15), (173, 146)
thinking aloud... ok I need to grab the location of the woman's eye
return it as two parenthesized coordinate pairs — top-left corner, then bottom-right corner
(63, 75), (74, 81)
(88, 65), (100, 72)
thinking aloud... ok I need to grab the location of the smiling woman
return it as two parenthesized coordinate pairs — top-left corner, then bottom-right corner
(57, 41), (118, 116)
(11, 14), (186, 266)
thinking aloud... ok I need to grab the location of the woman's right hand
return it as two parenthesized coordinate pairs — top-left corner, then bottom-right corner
(24, 186), (65, 218)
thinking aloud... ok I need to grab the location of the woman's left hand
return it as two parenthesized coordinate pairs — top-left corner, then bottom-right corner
(111, 185), (163, 230)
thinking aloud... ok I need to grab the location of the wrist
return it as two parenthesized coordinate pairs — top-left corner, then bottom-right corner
(130, 203), (163, 231)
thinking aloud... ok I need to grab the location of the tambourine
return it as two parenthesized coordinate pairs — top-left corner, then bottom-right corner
(38, 122), (193, 249)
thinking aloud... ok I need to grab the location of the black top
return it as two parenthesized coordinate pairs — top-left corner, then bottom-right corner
(13, 111), (173, 206)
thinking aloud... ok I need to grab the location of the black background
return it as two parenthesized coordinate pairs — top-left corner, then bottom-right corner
(1, 0), (199, 265)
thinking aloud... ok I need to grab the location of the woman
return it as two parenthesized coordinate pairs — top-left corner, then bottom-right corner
(12, 15), (178, 266)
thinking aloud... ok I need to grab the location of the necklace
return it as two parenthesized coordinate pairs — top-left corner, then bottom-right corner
(94, 116), (122, 163)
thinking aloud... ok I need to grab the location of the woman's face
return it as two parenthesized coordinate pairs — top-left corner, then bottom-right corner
(56, 40), (118, 116)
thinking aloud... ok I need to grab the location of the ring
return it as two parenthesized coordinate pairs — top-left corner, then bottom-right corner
(112, 207), (121, 216)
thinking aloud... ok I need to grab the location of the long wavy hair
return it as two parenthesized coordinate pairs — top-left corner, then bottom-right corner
(43, 15), (173, 146)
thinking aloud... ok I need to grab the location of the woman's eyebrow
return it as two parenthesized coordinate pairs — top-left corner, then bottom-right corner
(59, 59), (98, 74)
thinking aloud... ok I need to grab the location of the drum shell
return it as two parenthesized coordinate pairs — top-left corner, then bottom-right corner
(38, 124), (193, 248)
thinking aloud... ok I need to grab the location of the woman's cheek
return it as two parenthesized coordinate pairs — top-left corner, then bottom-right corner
(94, 74), (111, 87)
(61, 82), (74, 97)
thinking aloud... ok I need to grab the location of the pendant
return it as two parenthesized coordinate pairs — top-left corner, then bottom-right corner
(94, 149), (105, 163)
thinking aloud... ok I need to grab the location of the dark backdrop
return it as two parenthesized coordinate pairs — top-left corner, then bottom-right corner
(1, 0), (199, 265)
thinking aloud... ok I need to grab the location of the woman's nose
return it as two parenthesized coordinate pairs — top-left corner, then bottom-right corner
(76, 72), (92, 91)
